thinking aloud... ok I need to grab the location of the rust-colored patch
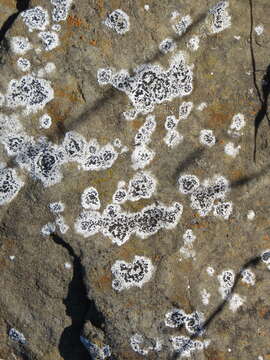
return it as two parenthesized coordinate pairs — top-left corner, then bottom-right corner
(54, 86), (84, 104)
(205, 348), (226, 360)
(230, 169), (244, 183)
(89, 39), (97, 46)
(258, 306), (270, 319)
(131, 118), (143, 130)
(116, 243), (138, 260)
(96, 274), (112, 289)
(206, 105), (232, 129)
(46, 102), (66, 123)
(67, 15), (90, 30)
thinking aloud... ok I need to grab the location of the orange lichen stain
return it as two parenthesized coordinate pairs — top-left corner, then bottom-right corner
(206, 105), (232, 129)
(125, 301), (135, 308)
(54, 87), (84, 104)
(205, 349), (226, 360)
(230, 169), (244, 182)
(263, 234), (270, 242)
(46, 102), (66, 125)
(67, 15), (91, 30)
(154, 254), (162, 262)
(116, 243), (138, 260)
(258, 306), (270, 319)
(96, 274), (112, 290)
(131, 119), (143, 130)
(89, 39), (97, 46)
(192, 220), (208, 229)
(67, 14), (83, 27)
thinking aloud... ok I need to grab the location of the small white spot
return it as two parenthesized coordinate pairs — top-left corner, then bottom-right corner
(247, 210), (255, 220)
(255, 24), (264, 35)
(52, 24), (61, 32)
(201, 288), (211, 305)
(187, 35), (200, 51)
(45, 62), (56, 73)
(41, 222), (56, 236)
(144, 4), (150, 11)
(199, 129), (216, 147)
(213, 201), (233, 220)
(17, 57), (31, 72)
(197, 102), (207, 111)
(38, 31), (59, 51)
(9, 255), (15, 261)
(10, 36), (32, 55)
(64, 262), (72, 269)
(228, 113), (246, 136)
(224, 142), (241, 157)
(218, 269), (235, 299)
(9, 328), (26, 344)
(171, 11), (180, 20)
(159, 38), (176, 54)
(228, 348), (232, 352)
(179, 101), (193, 119)
(164, 130), (183, 148)
(180, 229), (196, 260)
(104, 9), (130, 34)
(49, 201), (65, 213)
(51, 0), (73, 22)
(121, 145), (129, 153)
(241, 269), (256, 286)
(234, 35), (241, 40)
(39, 114), (52, 129)
(113, 138), (122, 148)
(112, 256), (154, 291)
(81, 186), (100, 210)
(172, 15), (192, 36)
(229, 293), (245, 312)
(207, 266), (215, 276)
(209, 1), (231, 34)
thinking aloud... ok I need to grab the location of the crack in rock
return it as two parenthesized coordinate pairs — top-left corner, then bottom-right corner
(50, 233), (106, 360)
(0, 1), (30, 43)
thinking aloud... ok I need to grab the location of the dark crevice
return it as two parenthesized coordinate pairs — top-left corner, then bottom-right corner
(50, 233), (106, 360)
(171, 254), (262, 359)
(0, 1), (30, 43)
(249, 0), (270, 161)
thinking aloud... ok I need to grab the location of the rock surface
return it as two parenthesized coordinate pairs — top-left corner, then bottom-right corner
(1, 0), (270, 359)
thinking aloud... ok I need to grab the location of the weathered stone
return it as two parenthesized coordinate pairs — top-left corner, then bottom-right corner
(1, 0), (270, 359)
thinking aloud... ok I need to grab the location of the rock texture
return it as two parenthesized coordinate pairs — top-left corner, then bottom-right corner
(1, 1), (270, 359)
